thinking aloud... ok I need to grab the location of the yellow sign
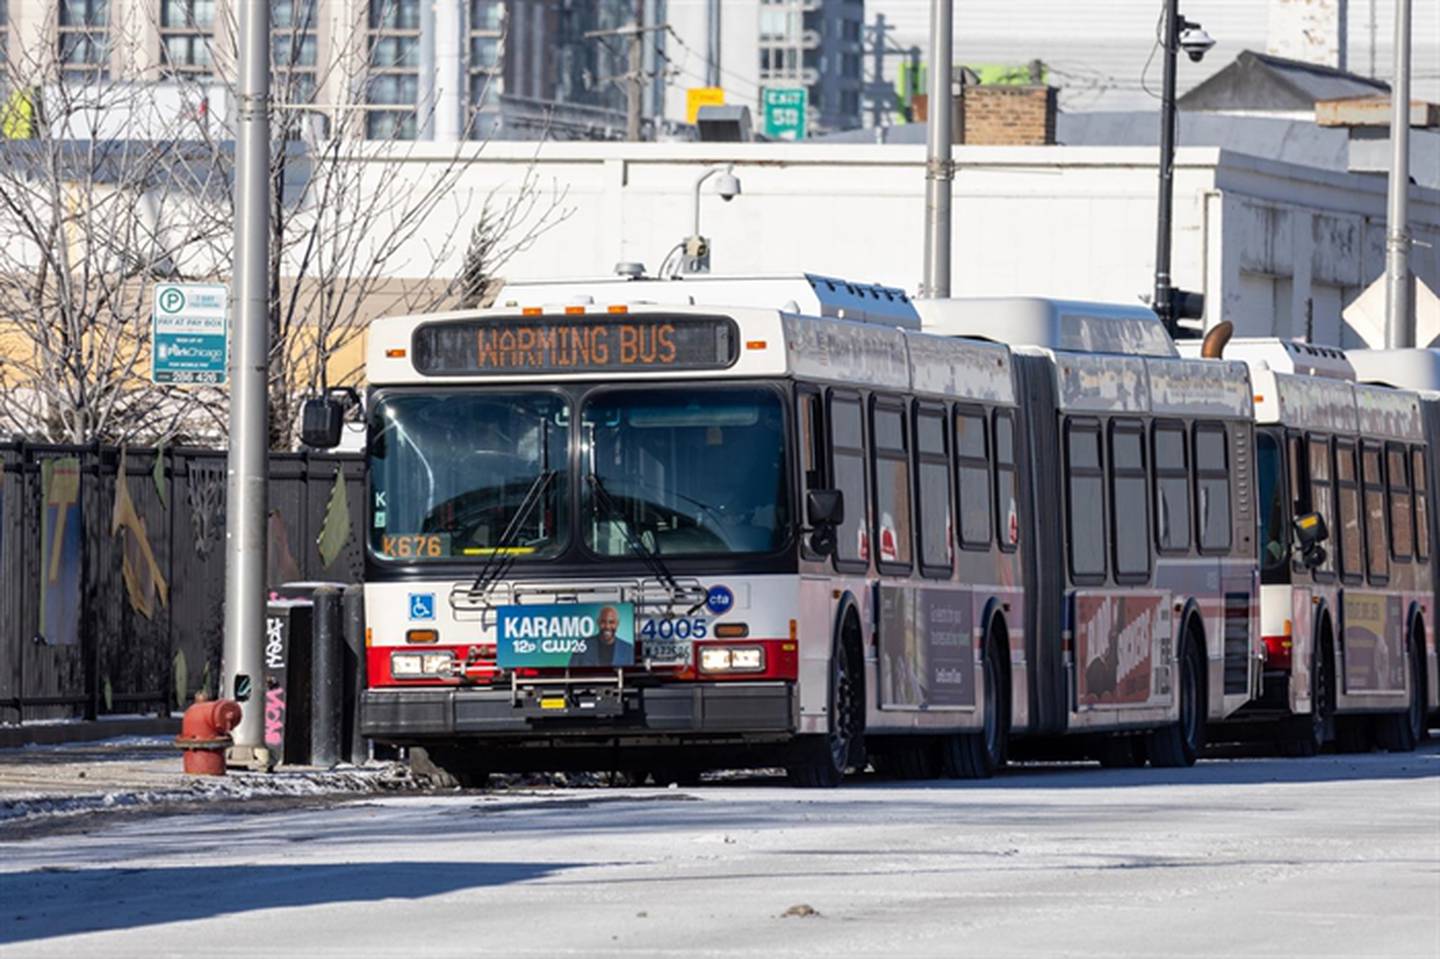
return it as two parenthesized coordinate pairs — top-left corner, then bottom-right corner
(686, 86), (725, 125)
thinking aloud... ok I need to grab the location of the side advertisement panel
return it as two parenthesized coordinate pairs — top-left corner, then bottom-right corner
(1074, 592), (1168, 707)
(877, 586), (974, 709)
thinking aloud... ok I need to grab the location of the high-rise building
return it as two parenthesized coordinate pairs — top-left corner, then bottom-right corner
(0, 0), (551, 140)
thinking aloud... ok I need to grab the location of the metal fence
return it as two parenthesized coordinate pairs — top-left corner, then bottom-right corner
(0, 443), (365, 723)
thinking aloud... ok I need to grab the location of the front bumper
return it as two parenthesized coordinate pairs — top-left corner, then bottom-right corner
(361, 681), (796, 743)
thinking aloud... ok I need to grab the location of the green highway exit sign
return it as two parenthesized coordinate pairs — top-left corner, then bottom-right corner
(762, 87), (807, 141)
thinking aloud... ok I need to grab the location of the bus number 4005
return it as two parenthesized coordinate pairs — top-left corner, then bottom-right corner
(640, 618), (708, 641)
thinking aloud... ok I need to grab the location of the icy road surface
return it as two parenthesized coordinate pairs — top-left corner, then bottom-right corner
(2, 748), (1437, 958)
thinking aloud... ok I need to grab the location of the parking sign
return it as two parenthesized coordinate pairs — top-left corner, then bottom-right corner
(152, 282), (228, 385)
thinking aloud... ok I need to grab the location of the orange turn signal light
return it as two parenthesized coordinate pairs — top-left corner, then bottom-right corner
(406, 629), (439, 644)
(714, 623), (750, 639)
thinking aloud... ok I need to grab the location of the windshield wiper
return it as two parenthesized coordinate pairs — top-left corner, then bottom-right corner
(586, 472), (684, 597)
(467, 468), (557, 601)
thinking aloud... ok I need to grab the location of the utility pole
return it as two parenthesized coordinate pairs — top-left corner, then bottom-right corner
(706, 0), (722, 88)
(921, 0), (953, 298)
(868, 14), (892, 129)
(584, 14), (667, 141)
(1384, 0), (1413, 349)
(1152, 0), (1213, 335)
(628, 1), (644, 141)
(223, 0), (271, 765)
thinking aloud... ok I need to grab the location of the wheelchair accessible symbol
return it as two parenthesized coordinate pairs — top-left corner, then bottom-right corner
(408, 593), (436, 621)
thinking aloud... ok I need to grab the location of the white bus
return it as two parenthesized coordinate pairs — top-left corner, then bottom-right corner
(302, 275), (1431, 785)
(1195, 340), (1434, 754)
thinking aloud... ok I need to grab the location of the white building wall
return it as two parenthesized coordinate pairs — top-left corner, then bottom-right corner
(287, 142), (1440, 345)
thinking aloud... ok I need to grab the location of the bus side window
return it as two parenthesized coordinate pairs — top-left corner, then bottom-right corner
(993, 409), (1019, 552)
(1362, 442), (1389, 584)
(871, 399), (912, 571)
(915, 403), (953, 577)
(1154, 421), (1192, 555)
(1110, 420), (1150, 582)
(1302, 435), (1335, 579)
(1387, 443), (1413, 563)
(955, 407), (992, 552)
(798, 390), (826, 560)
(1194, 422), (1232, 554)
(1065, 419), (1106, 583)
(1414, 447), (1431, 563)
(1336, 439), (1364, 583)
(828, 391), (870, 572)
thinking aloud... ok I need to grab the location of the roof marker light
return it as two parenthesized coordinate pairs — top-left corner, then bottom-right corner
(522, 306), (542, 316)
(386, 348), (406, 358)
(564, 305), (586, 315)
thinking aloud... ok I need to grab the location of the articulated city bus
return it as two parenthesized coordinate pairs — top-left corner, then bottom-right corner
(304, 274), (1432, 786)
(1191, 340), (1435, 755)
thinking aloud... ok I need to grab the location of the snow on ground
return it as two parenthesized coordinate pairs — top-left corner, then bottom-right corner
(0, 738), (419, 827)
(1, 746), (1437, 958)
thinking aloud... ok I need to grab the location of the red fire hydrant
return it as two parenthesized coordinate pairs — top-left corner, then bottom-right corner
(175, 693), (243, 776)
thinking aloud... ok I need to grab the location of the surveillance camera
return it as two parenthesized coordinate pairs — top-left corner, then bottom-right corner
(715, 172), (742, 202)
(1178, 23), (1216, 63)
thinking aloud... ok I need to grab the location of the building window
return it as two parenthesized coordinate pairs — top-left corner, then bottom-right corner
(159, 0), (215, 80)
(467, 0), (504, 138)
(367, 0), (420, 139)
(58, 0), (109, 83)
(273, 0), (319, 104)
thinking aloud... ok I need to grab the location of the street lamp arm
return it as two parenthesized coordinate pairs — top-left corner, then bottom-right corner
(692, 166), (725, 237)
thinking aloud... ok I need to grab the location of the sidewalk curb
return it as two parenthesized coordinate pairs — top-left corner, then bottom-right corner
(0, 718), (180, 749)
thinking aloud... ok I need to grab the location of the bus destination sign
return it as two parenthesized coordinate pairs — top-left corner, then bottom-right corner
(412, 315), (738, 376)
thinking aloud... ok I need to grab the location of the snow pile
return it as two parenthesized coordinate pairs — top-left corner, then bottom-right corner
(0, 762), (420, 826)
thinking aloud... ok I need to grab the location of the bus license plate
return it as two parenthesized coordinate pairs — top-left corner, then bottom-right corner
(644, 640), (692, 667)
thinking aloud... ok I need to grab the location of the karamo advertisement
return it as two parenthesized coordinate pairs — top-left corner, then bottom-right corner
(496, 602), (636, 669)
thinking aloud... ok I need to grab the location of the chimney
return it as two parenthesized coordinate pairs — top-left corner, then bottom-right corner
(1267, 0), (1348, 71)
(959, 85), (1058, 146)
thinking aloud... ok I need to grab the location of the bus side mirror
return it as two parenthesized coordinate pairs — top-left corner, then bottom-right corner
(300, 397), (344, 449)
(805, 489), (843, 557)
(1293, 511), (1329, 569)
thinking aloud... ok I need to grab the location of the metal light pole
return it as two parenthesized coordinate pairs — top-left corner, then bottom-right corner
(223, 0), (271, 765)
(921, 0), (953, 298)
(1152, 0), (1212, 334)
(1384, 0), (1413, 349)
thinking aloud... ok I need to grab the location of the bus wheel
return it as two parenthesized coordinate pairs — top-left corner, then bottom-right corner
(1149, 634), (1206, 768)
(1283, 627), (1335, 757)
(1095, 735), (1147, 768)
(1376, 633), (1426, 753)
(940, 636), (1008, 779)
(409, 746), (489, 790)
(787, 616), (863, 788)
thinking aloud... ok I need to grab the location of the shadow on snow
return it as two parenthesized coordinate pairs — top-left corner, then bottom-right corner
(0, 860), (571, 945)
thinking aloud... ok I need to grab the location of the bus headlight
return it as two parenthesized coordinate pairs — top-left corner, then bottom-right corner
(392, 650), (454, 678)
(699, 645), (765, 673)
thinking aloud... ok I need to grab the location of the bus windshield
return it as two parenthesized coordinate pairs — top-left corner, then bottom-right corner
(582, 387), (789, 556)
(368, 391), (569, 562)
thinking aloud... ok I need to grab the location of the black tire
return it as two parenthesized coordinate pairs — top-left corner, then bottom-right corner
(1282, 626), (1335, 758)
(940, 635), (1008, 779)
(409, 746), (489, 789)
(1334, 715), (1374, 754)
(1149, 632), (1206, 768)
(1095, 735), (1147, 768)
(887, 739), (941, 780)
(787, 613), (863, 788)
(1376, 632), (1426, 753)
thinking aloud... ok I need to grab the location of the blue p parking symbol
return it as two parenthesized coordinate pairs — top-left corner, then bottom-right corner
(408, 593), (436, 621)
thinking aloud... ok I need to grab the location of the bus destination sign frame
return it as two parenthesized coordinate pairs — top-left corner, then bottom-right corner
(410, 314), (740, 377)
